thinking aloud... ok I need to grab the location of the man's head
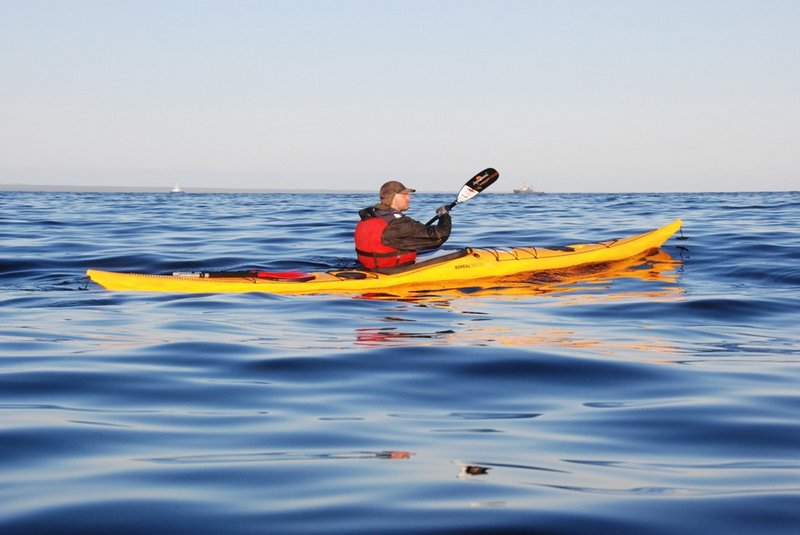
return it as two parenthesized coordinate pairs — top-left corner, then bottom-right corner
(379, 180), (415, 211)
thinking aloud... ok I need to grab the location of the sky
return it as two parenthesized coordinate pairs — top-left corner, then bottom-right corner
(1, 0), (798, 192)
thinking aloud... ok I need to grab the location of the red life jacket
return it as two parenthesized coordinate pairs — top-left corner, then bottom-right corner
(355, 215), (416, 269)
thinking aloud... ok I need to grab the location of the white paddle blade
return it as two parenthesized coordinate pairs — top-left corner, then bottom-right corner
(456, 185), (479, 204)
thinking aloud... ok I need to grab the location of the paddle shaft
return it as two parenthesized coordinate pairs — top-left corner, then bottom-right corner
(424, 201), (458, 227)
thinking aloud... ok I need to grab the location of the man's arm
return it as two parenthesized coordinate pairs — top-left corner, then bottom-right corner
(381, 214), (452, 252)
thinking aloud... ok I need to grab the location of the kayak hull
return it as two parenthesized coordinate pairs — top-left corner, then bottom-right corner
(86, 219), (682, 295)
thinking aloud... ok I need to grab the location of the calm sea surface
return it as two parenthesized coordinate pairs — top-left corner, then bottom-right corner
(1, 190), (798, 534)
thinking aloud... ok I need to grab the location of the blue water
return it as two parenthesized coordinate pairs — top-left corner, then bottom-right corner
(1, 190), (798, 534)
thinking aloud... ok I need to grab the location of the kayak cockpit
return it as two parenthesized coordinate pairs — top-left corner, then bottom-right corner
(368, 248), (472, 275)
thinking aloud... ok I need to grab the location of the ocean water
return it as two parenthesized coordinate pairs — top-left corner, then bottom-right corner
(1, 189), (798, 534)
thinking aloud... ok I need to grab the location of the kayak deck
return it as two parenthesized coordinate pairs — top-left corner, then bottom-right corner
(86, 219), (683, 295)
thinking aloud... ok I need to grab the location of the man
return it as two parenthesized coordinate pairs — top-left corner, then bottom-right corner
(355, 180), (452, 269)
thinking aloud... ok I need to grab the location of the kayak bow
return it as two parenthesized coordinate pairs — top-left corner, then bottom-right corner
(86, 219), (682, 295)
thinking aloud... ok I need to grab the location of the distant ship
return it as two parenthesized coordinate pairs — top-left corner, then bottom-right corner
(170, 183), (184, 193)
(513, 183), (542, 194)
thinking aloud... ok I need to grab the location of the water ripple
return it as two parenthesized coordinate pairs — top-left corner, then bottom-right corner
(1, 190), (799, 534)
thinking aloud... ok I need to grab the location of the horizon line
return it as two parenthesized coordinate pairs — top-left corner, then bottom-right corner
(1, 183), (796, 195)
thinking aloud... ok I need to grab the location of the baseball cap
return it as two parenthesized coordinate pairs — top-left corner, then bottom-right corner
(379, 180), (416, 202)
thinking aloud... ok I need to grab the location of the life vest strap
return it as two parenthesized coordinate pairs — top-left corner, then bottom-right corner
(355, 248), (412, 258)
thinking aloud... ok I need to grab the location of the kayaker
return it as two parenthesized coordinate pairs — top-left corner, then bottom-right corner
(355, 180), (452, 269)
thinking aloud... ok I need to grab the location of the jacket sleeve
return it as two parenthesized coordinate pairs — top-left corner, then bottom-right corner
(380, 213), (451, 252)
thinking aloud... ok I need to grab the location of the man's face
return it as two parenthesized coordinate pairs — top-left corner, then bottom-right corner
(391, 192), (410, 212)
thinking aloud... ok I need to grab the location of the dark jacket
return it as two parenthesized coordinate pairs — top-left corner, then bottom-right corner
(358, 203), (452, 252)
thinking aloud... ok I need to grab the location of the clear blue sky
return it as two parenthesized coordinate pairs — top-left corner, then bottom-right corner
(2, 0), (798, 192)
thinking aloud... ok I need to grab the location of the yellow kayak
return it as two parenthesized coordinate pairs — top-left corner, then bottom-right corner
(86, 219), (682, 295)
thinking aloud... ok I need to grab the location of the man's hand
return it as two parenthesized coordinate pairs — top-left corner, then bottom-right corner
(435, 204), (451, 217)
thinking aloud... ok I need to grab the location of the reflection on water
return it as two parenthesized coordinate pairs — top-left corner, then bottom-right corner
(355, 320), (683, 363)
(144, 450), (414, 464)
(355, 248), (685, 356)
(3, 191), (799, 535)
(358, 248), (683, 302)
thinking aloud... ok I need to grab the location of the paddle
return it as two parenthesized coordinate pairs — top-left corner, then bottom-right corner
(173, 270), (314, 281)
(425, 167), (499, 226)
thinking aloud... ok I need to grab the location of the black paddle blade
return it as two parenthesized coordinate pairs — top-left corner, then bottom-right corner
(425, 167), (500, 226)
(455, 167), (499, 205)
(465, 168), (499, 193)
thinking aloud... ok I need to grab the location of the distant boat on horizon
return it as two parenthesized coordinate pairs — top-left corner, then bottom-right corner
(170, 183), (184, 193)
(513, 183), (542, 194)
